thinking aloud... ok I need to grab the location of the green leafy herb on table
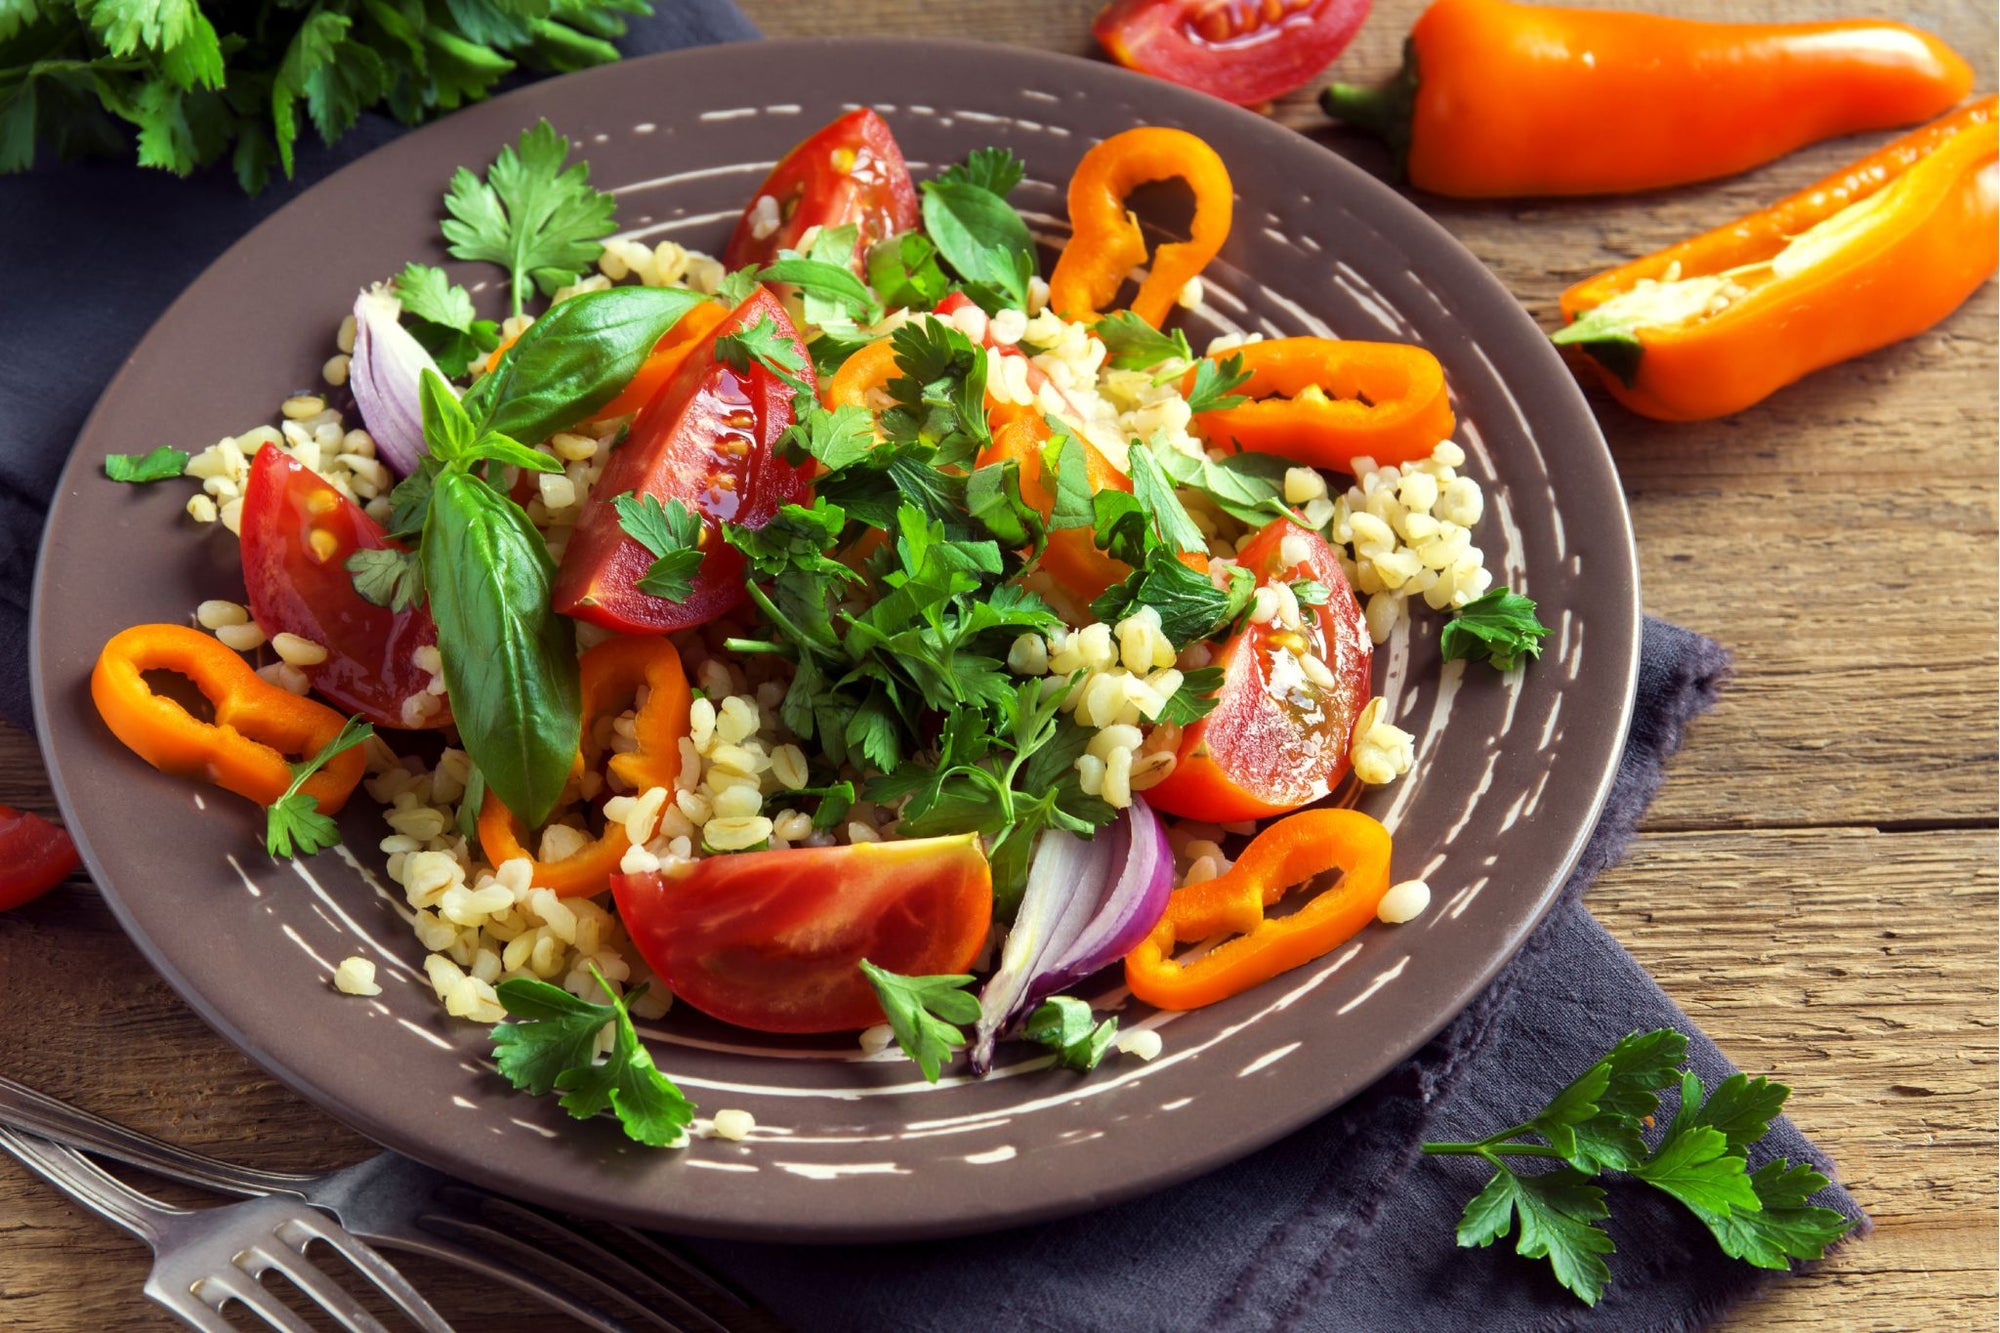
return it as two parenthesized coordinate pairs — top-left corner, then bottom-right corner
(490, 968), (695, 1148)
(0, 2), (648, 191)
(858, 961), (981, 1083)
(1440, 588), (1552, 671)
(443, 120), (618, 318)
(1422, 1029), (1854, 1306)
(264, 715), (373, 858)
(103, 447), (190, 484)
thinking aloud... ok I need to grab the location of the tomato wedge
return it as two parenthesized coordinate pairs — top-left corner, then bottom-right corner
(1144, 521), (1371, 822)
(1094, 0), (1372, 106)
(722, 109), (920, 273)
(0, 805), (80, 911)
(553, 288), (814, 634)
(615, 835), (992, 1034)
(239, 444), (446, 729)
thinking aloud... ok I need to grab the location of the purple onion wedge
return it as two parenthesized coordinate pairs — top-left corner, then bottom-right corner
(969, 799), (1173, 1074)
(349, 287), (445, 476)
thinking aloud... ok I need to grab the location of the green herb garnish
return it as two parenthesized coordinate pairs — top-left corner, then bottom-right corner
(442, 120), (617, 318)
(265, 714), (373, 858)
(491, 969), (696, 1148)
(1022, 996), (1118, 1071)
(1440, 588), (1551, 671)
(104, 447), (189, 484)
(613, 492), (706, 603)
(857, 961), (980, 1083)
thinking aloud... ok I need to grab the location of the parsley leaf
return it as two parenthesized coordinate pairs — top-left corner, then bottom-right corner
(1046, 427), (1096, 531)
(1441, 588), (1552, 671)
(491, 970), (696, 1148)
(781, 402), (876, 472)
(712, 266), (762, 308)
(441, 119), (616, 318)
(763, 234), (882, 327)
(1126, 440), (1207, 556)
(721, 498), (855, 583)
(104, 446), (189, 484)
(613, 492), (706, 603)
(1022, 997), (1118, 1071)
(1184, 352), (1253, 414)
(1095, 310), (1192, 370)
(920, 174), (1035, 312)
(1153, 665), (1225, 725)
(858, 961), (980, 1083)
(867, 231), (951, 311)
(1154, 447), (1300, 526)
(714, 315), (813, 395)
(1424, 1029), (1855, 1305)
(265, 715), (373, 859)
(345, 546), (425, 612)
(934, 145), (1026, 198)
(391, 262), (500, 378)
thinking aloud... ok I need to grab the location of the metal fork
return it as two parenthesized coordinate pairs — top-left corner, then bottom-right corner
(0, 1076), (753, 1333)
(0, 1124), (453, 1332)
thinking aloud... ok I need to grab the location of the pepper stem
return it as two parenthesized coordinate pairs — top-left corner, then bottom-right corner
(1319, 39), (1420, 178)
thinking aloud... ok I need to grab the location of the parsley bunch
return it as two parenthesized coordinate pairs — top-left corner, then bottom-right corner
(491, 968), (694, 1147)
(1, 0), (649, 191)
(1424, 1030), (1853, 1305)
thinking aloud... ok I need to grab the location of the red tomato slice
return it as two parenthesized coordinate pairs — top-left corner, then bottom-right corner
(1144, 521), (1371, 822)
(239, 444), (447, 730)
(0, 805), (80, 911)
(553, 288), (814, 634)
(1094, 0), (1372, 106)
(614, 835), (993, 1034)
(722, 109), (920, 272)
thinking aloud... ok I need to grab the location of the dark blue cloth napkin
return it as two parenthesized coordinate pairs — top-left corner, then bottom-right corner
(0, 6), (1862, 1328)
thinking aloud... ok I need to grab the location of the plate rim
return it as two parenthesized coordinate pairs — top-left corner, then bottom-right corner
(31, 33), (1641, 1242)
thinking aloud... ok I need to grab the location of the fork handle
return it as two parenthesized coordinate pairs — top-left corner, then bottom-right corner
(0, 1076), (316, 1197)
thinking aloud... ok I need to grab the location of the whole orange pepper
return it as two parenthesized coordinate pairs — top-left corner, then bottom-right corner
(91, 624), (365, 813)
(1554, 98), (1998, 422)
(1050, 126), (1232, 328)
(975, 412), (1132, 612)
(478, 634), (691, 897)
(1192, 337), (1455, 472)
(1125, 808), (1393, 1011)
(594, 300), (731, 421)
(1321, 0), (1973, 198)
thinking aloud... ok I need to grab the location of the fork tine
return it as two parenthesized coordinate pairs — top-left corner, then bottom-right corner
(240, 1241), (393, 1333)
(271, 1207), (456, 1333)
(193, 1267), (318, 1333)
(605, 1224), (760, 1309)
(140, 1275), (243, 1333)
(373, 1228), (655, 1333)
(420, 1211), (705, 1333)
(458, 1191), (743, 1326)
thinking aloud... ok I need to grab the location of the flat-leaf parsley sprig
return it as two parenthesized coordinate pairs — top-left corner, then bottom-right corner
(265, 714), (373, 858)
(1422, 1030), (1854, 1306)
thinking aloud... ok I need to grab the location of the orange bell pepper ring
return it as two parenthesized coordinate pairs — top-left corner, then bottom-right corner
(1193, 338), (1456, 473)
(91, 623), (365, 813)
(1050, 126), (1232, 329)
(594, 300), (731, 421)
(822, 336), (898, 411)
(1125, 808), (1392, 1010)
(478, 635), (691, 897)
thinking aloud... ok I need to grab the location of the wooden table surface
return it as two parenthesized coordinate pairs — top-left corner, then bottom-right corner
(3, 0), (1993, 1328)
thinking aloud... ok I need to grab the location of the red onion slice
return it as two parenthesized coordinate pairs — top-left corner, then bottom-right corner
(969, 799), (1173, 1074)
(349, 287), (445, 476)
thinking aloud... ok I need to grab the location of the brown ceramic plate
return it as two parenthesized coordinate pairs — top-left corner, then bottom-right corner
(32, 38), (1639, 1241)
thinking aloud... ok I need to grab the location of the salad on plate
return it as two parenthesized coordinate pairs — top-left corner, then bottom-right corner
(87, 107), (1548, 1148)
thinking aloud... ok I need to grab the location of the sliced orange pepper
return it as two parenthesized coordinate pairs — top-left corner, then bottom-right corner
(823, 337), (898, 410)
(976, 412), (1132, 610)
(593, 300), (731, 421)
(1554, 97), (1998, 422)
(477, 635), (691, 897)
(1192, 338), (1455, 472)
(1124, 808), (1392, 1010)
(91, 624), (364, 813)
(1050, 127), (1232, 328)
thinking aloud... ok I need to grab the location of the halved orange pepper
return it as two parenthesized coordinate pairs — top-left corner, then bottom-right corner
(477, 634), (691, 897)
(976, 412), (1132, 611)
(1192, 338), (1455, 472)
(1554, 97), (1998, 422)
(1050, 127), (1232, 329)
(91, 623), (365, 813)
(1125, 808), (1392, 1010)
(593, 300), (731, 421)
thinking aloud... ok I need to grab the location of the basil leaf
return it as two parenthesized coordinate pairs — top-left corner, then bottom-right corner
(422, 470), (581, 827)
(1155, 447), (1299, 526)
(761, 255), (880, 325)
(920, 180), (1035, 311)
(465, 286), (710, 442)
